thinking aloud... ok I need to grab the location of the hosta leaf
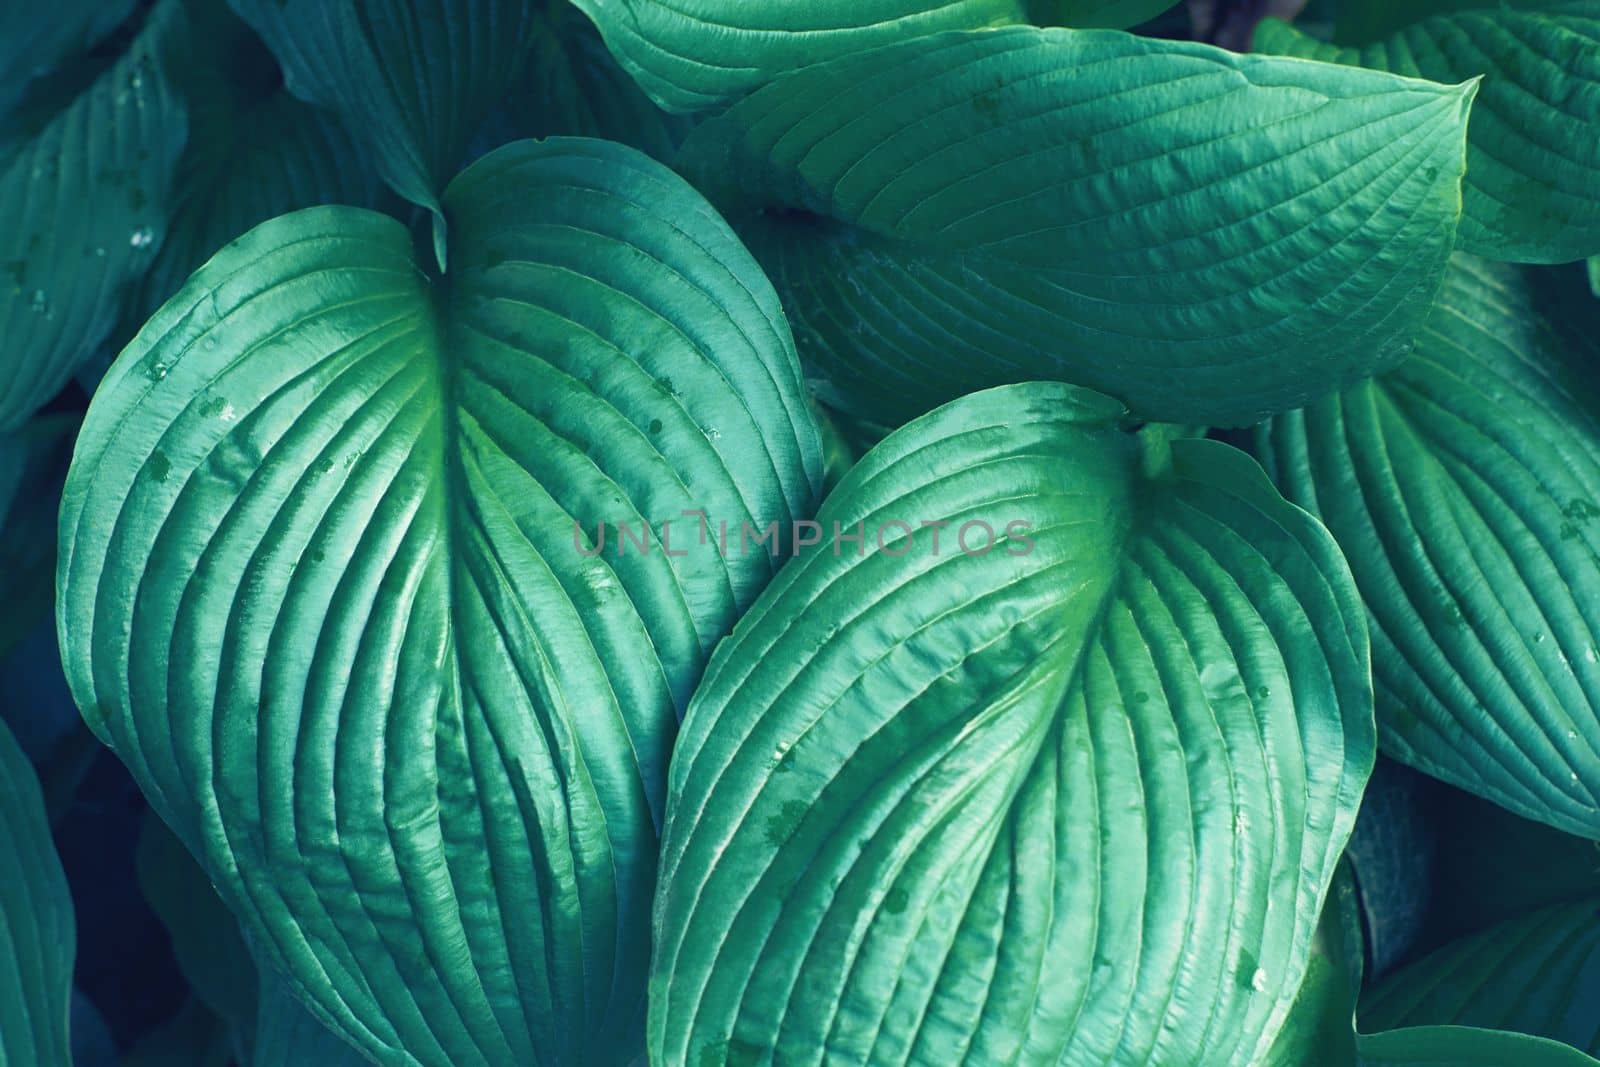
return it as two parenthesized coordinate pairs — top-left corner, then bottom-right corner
(1256, 256), (1600, 837)
(0, 0), (186, 430)
(0, 415), (77, 659)
(1362, 897), (1600, 1056)
(1041, 0), (1181, 27)
(570, 1), (1032, 114)
(0, 719), (74, 1067)
(57, 137), (821, 1067)
(122, 2), (382, 338)
(1255, 8), (1600, 264)
(0, 0), (135, 119)
(1359, 1026), (1600, 1065)
(650, 382), (1373, 1066)
(677, 27), (1476, 427)
(229, 0), (539, 267)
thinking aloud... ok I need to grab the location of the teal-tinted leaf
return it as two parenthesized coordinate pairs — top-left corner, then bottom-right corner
(570, 1), (1038, 113)
(0, 0), (186, 430)
(1589, 255), (1600, 297)
(0, 0), (135, 120)
(1358, 1026), (1600, 1065)
(1264, 864), (1364, 1066)
(0, 719), (74, 1067)
(230, 0), (539, 266)
(1255, 9), (1600, 263)
(481, 2), (693, 164)
(1362, 897), (1600, 1056)
(0, 415), (76, 659)
(650, 382), (1373, 1066)
(254, 973), (371, 1067)
(57, 137), (821, 1067)
(122, 2), (382, 338)
(678, 27), (1475, 427)
(1256, 256), (1600, 837)
(1038, 0), (1181, 28)
(135, 807), (259, 1053)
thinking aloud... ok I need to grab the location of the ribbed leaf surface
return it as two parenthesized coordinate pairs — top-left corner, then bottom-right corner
(0, 0), (186, 430)
(1257, 256), (1600, 837)
(1255, 7), (1600, 263)
(1362, 898), (1600, 1055)
(677, 27), (1476, 427)
(0, 720), (74, 1067)
(650, 382), (1373, 1066)
(57, 137), (821, 1067)
(569, 0), (1033, 113)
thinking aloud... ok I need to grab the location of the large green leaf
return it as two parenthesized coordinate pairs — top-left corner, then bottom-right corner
(0, 719), (74, 1067)
(676, 27), (1476, 428)
(0, 415), (77, 659)
(0, 0), (187, 430)
(1256, 256), (1600, 837)
(650, 382), (1374, 1065)
(1255, 8), (1600, 264)
(57, 137), (821, 1067)
(1358, 1026), (1600, 1065)
(1361, 897), (1600, 1055)
(229, 0), (539, 267)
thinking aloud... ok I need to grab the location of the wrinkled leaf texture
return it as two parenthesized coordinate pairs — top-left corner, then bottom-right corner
(678, 27), (1477, 427)
(57, 137), (821, 1067)
(651, 382), (1374, 1066)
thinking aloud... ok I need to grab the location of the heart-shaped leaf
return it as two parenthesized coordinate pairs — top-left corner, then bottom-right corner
(1263, 864), (1364, 1066)
(677, 27), (1476, 427)
(1256, 256), (1600, 837)
(650, 382), (1374, 1066)
(1255, 7), (1600, 264)
(229, 0), (540, 267)
(57, 137), (822, 1067)
(0, 718), (75, 1067)
(0, 0), (187, 431)
(255, 973), (372, 1067)
(1361, 897), (1600, 1056)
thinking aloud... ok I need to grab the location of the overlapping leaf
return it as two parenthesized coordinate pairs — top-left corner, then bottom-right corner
(1359, 1026), (1600, 1065)
(677, 27), (1476, 427)
(650, 382), (1373, 1066)
(0, 0), (135, 120)
(0, 0), (186, 431)
(230, 0), (539, 266)
(1257, 256), (1600, 837)
(1255, 7), (1600, 263)
(1362, 897), (1600, 1056)
(57, 137), (821, 1067)
(570, 1), (1033, 113)
(122, 2), (382, 340)
(0, 719), (74, 1067)
(481, 1), (693, 164)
